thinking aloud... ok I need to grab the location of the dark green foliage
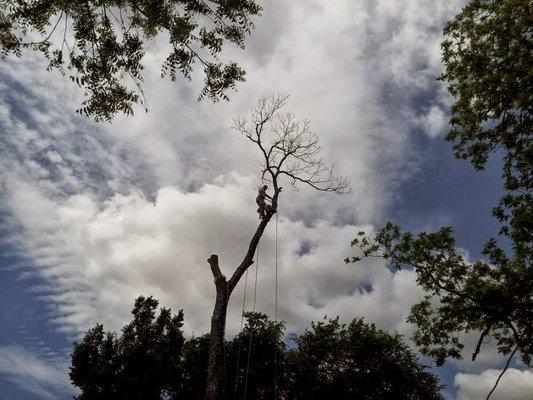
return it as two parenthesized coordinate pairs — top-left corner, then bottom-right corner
(348, 225), (532, 367)
(287, 317), (443, 400)
(69, 324), (121, 399)
(441, 0), (532, 256)
(183, 312), (442, 400)
(70, 296), (185, 400)
(347, 0), (533, 375)
(71, 298), (443, 399)
(1, 0), (262, 121)
(226, 312), (286, 400)
(180, 334), (210, 400)
(174, 312), (287, 400)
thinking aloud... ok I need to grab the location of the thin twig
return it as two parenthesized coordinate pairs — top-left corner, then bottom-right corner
(23, 11), (64, 46)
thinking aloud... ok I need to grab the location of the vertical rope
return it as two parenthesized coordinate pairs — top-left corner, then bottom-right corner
(243, 240), (260, 399)
(275, 213), (278, 322)
(274, 212), (279, 400)
(232, 269), (249, 400)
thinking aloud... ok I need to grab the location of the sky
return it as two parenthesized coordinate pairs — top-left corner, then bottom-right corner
(0, 1), (531, 399)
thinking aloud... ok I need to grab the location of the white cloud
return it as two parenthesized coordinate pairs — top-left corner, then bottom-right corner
(0, 345), (72, 400)
(448, 331), (509, 373)
(0, 0), (474, 395)
(417, 105), (449, 138)
(3, 173), (423, 338)
(455, 369), (533, 400)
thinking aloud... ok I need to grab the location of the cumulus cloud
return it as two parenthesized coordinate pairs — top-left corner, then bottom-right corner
(3, 173), (423, 338)
(0, 345), (72, 400)
(98, 0), (465, 220)
(455, 369), (533, 400)
(1, 0), (475, 396)
(0, 0), (465, 331)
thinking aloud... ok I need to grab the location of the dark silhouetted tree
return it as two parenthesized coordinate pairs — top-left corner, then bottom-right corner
(204, 93), (349, 400)
(180, 334), (211, 400)
(70, 324), (121, 399)
(440, 0), (532, 255)
(71, 297), (444, 399)
(226, 312), (286, 400)
(0, 0), (262, 120)
(173, 312), (286, 400)
(70, 296), (185, 400)
(348, 1), (532, 398)
(287, 317), (443, 400)
(348, 225), (532, 371)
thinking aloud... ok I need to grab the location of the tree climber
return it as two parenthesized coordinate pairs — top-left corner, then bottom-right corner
(256, 185), (272, 219)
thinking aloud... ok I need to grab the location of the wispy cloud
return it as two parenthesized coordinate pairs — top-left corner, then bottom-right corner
(2, 173), (425, 337)
(0, 0), (465, 337)
(0, 345), (72, 399)
(2, 2), (497, 399)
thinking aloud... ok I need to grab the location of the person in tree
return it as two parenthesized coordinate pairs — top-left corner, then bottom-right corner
(256, 185), (272, 219)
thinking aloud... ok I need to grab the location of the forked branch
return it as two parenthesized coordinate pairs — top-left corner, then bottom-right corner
(233, 93), (351, 195)
(205, 93), (349, 400)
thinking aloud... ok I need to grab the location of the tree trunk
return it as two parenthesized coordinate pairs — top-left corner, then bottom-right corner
(205, 197), (277, 400)
(205, 255), (228, 400)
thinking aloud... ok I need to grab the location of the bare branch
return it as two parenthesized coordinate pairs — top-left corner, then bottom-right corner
(228, 217), (269, 294)
(206, 93), (350, 397)
(227, 92), (351, 293)
(207, 254), (225, 282)
(233, 93), (351, 195)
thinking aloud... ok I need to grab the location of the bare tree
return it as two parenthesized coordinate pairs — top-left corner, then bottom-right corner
(204, 93), (350, 400)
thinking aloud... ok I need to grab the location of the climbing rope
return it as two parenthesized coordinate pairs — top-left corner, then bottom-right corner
(235, 212), (280, 400)
(243, 240), (260, 399)
(274, 212), (279, 400)
(232, 268), (249, 400)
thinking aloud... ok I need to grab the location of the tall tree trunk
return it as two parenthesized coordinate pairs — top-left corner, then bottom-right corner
(205, 255), (228, 400)
(204, 199), (276, 400)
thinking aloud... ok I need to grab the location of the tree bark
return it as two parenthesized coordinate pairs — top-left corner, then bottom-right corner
(205, 195), (278, 400)
(205, 255), (229, 400)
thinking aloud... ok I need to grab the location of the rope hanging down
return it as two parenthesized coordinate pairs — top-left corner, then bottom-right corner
(232, 268), (249, 400)
(243, 240), (260, 399)
(274, 212), (279, 400)
(235, 212), (280, 400)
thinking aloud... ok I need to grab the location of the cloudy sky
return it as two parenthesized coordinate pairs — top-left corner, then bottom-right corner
(0, 1), (531, 399)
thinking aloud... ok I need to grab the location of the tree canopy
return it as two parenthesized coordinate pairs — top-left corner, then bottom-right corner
(287, 317), (443, 400)
(70, 296), (185, 400)
(70, 296), (444, 400)
(348, 224), (532, 368)
(204, 93), (350, 399)
(441, 0), (532, 256)
(0, 0), (262, 120)
(348, 1), (532, 396)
